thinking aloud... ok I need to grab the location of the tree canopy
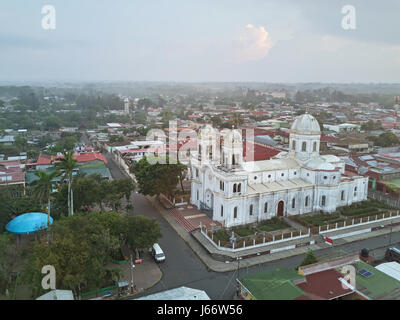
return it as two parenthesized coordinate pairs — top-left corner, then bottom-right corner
(130, 156), (186, 198)
(368, 132), (400, 147)
(22, 211), (161, 298)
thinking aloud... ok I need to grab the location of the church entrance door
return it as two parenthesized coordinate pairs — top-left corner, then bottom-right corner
(277, 201), (284, 217)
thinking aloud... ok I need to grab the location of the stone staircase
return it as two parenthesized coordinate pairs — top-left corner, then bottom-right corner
(169, 209), (197, 232)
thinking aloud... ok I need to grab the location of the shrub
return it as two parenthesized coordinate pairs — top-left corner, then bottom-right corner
(299, 249), (318, 268)
(257, 217), (289, 232)
(214, 228), (230, 242)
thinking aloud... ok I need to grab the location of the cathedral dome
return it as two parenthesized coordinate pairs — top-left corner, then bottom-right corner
(291, 113), (321, 135)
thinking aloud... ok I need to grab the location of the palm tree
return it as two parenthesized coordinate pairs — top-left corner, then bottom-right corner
(56, 151), (78, 216)
(31, 170), (60, 229)
(232, 113), (244, 128)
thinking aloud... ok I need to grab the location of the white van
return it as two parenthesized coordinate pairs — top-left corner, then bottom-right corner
(152, 243), (165, 263)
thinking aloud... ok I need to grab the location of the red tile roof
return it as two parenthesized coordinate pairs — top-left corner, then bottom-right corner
(321, 135), (339, 142)
(36, 152), (107, 165)
(296, 269), (353, 300)
(243, 142), (281, 162)
(0, 160), (23, 168)
(0, 167), (25, 184)
(36, 154), (53, 165)
(72, 152), (107, 163)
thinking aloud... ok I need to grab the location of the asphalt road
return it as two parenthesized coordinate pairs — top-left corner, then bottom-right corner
(84, 134), (400, 300)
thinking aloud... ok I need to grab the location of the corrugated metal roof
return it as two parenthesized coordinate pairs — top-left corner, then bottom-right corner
(137, 286), (210, 300)
(375, 262), (400, 282)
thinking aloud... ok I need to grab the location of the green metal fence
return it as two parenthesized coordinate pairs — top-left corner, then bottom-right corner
(80, 285), (118, 298)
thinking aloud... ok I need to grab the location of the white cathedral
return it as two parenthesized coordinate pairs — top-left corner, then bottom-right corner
(190, 113), (368, 228)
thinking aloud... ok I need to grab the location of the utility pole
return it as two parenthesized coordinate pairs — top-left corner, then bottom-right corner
(237, 256), (242, 278)
(130, 254), (135, 294)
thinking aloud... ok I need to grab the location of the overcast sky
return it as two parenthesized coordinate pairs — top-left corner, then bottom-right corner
(1, 0), (399, 83)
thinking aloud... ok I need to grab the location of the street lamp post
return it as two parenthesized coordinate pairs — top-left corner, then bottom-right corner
(130, 254), (135, 294)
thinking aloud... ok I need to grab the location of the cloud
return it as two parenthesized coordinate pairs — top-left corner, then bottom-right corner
(233, 24), (273, 62)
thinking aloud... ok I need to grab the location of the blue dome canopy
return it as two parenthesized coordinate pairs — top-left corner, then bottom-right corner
(6, 212), (53, 235)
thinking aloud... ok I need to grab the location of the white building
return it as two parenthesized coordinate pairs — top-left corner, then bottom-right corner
(324, 123), (361, 133)
(124, 98), (130, 115)
(190, 113), (368, 228)
(113, 140), (165, 162)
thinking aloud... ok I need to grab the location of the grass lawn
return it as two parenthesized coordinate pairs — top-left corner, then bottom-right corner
(213, 228), (231, 242)
(302, 213), (344, 227)
(339, 200), (393, 217)
(233, 226), (255, 237)
(257, 217), (289, 232)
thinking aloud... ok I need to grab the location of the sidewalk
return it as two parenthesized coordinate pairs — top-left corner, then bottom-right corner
(147, 195), (400, 272)
(106, 251), (162, 299)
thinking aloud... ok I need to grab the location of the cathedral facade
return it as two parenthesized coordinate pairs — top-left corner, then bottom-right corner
(190, 113), (368, 228)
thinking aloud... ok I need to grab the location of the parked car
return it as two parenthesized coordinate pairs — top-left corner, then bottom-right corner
(385, 247), (400, 262)
(151, 243), (165, 263)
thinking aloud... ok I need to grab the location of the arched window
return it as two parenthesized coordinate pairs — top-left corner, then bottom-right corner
(305, 196), (309, 207)
(292, 198), (296, 209)
(197, 190), (199, 200)
(249, 204), (253, 216)
(321, 195), (326, 206)
(232, 154), (236, 165)
(221, 205), (224, 217)
(354, 187), (357, 197)
(264, 202), (268, 213)
(233, 183), (237, 193)
(341, 190), (345, 201)
(238, 183), (241, 193)
(302, 141), (307, 152)
(313, 141), (317, 152)
(234, 207), (238, 219)
(292, 140), (296, 150)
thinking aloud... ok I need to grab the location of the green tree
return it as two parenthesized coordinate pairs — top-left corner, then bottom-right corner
(134, 111), (148, 125)
(56, 151), (78, 216)
(0, 234), (18, 298)
(299, 249), (318, 268)
(368, 132), (400, 147)
(30, 170), (61, 228)
(22, 214), (121, 298)
(0, 185), (42, 232)
(14, 136), (28, 152)
(232, 113), (244, 128)
(210, 116), (222, 127)
(130, 156), (186, 198)
(161, 111), (174, 128)
(122, 215), (161, 251)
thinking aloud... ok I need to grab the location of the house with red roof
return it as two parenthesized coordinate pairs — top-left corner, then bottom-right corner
(0, 160), (25, 188)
